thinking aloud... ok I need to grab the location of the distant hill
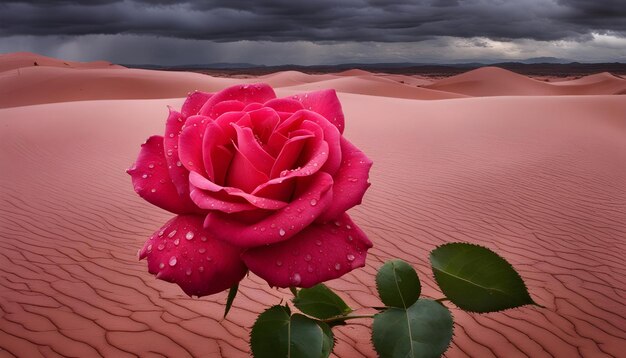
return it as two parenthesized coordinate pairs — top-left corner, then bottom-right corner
(126, 60), (626, 77)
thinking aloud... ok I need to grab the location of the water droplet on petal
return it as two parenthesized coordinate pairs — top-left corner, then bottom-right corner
(348, 178), (358, 182)
(141, 174), (148, 179)
(310, 199), (317, 206)
(185, 231), (194, 240)
(304, 254), (311, 261)
(169, 133), (174, 138)
(147, 244), (153, 252)
(150, 188), (156, 193)
(157, 243), (165, 251)
(206, 256), (212, 262)
(185, 268), (192, 276)
(315, 239), (322, 246)
(176, 161), (182, 167)
(334, 263), (342, 271)
(174, 238), (180, 246)
(200, 236), (207, 242)
(198, 247), (206, 254)
(347, 254), (355, 261)
(276, 260), (283, 267)
(279, 228), (286, 236)
(159, 263), (165, 269)
(158, 230), (164, 237)
(307, 265), (314, 273)
(291, 273), (301, 286)
(199, 266), (204, 272)
(347, 235), (353, 241)
(168, 230), (177, 238)
(334, 221), (341, 226)
(169, 256), (177, 266)
(148, 163), (155, 169)
(346, 225), (352, 230)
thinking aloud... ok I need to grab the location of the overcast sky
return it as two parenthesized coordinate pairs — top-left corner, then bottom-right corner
(1, 0), (624, 65)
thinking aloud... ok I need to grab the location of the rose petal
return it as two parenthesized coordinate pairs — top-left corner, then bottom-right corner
(127, 135), (200, 214)
(164, 108), (190, 196)
(199, 83), (276, 118)
(189, 171), (288, 212)
(204, 172), (334, 248)
(232, 123), (274, 175)
(319, 137), (373, 221)
(277, 110), (342, 176)
(294, 89), (345, 134)
(181, 91), (213, 118)
(242, 213), (372, 288)
(179, 115), (210, 175)
(225, 144), (270, 193)
(138, 215), (247, 297)
(202, 112), (246, 183)
(269, 133), (314, 178)
(264, 98), (305, 114)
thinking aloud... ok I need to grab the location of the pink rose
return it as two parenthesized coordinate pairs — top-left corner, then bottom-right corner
(129, 83), (372, 296)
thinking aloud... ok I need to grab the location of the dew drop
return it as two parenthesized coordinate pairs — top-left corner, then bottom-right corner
(206, 256), (212, 262)
(150, 188), (156, 193)
(346, 225), (352, 230)
(304, 254), (312, 261)
(169, 256), (177, 266)
(307, 265), (314, 273)
(198, 247), (206, 254)
(174, 238), (180, 246)
(148, 163), (155, 169)
(169, 133), (174, 138)
(141, 174), (148, 179)
(186, 268), (192, 276)
(347, 235), (353, 241)
(276, 260), (283, 267)
(157, 243), (165, 251)
(185, 231), (194, 240)
(199, 266), (205, 272)
(159, 263), (165, 269)
(290, 273), (301, 286)
(347, 254), (355, 261)
(158, 230), (165, 237)
(260, 227), (266, 232)
(200, 236), (208, 242)
(334, 263), (341, 271)
(279, 228), (286, 236)
(147, 244), (153, 252)
(176, 161), (182, 167)
(315, 239), (322, 246)
(168, 230), (177, 238)
(310, 199), (317, 206)
(270, 223), (276, 228)
(334, 221), (341, 226)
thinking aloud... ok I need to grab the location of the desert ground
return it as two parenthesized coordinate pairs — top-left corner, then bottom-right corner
(1, 52), (625, 357)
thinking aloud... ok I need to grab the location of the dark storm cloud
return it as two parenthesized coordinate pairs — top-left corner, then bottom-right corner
(0, 0), (624, 42)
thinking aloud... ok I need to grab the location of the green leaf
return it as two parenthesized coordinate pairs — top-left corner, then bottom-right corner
(376, 259), (421, 308)
(372, 299), (453, 358)
(430, 242), (537, 313)
(319, 321), (334, 358)
(293, 284), (352, 320)
(223, 283), (239, 318)
(250, 305), (331, 358)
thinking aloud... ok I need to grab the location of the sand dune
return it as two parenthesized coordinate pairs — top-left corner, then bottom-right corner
(426, 66), (626, 96)
(283, 75), (467, 100)
(1, 54), (625, 357)
(257, 70), (336, 87)
(0, 66), (241, 108)
(0, 51), (124, 72)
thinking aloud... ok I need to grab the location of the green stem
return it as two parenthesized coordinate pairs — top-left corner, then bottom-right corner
(322, 314), (375, 324)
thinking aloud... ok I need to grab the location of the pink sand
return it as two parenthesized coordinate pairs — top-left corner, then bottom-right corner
(1, 53), (625, 357)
